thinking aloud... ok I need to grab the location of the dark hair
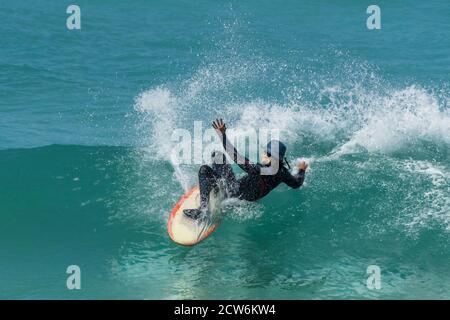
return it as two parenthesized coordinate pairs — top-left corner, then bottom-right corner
(266, 151), (290, 170)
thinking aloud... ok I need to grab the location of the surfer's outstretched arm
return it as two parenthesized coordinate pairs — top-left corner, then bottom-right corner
(212, 119), (260, 174)
(283, 169), (305, 189)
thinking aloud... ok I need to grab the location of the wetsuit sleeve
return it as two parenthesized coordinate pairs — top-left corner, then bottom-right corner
(283, 168), (305, 189)
(220, 132), (261, 174)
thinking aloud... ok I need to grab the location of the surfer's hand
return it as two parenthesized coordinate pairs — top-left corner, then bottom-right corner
(212, 119), (226, 134)
(297, 161), (308, 171)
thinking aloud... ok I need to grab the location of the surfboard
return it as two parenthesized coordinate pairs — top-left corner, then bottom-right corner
(167, 186), (225, 246)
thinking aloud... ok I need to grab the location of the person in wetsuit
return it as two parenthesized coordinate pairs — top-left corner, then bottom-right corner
(184, 119), (308, 219)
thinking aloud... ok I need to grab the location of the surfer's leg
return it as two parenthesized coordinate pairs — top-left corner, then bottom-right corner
(211, 151), (238, 196)
(198, 164), (219, 209)
(211, 151), (228, 176)
(184, 165), (218, 220)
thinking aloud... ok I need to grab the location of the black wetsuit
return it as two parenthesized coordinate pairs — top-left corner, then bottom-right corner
(197, 132), (305, 209)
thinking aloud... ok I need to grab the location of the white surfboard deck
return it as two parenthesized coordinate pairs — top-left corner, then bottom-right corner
(168, 186), (225, 246)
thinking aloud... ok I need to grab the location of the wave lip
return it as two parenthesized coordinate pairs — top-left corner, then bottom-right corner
(337, 86), (450, 156)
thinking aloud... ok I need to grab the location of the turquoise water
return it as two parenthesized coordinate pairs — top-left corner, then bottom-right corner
(1, 0), (449, 299)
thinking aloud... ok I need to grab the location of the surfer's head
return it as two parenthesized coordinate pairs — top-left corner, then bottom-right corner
(265, 140), (287, 160)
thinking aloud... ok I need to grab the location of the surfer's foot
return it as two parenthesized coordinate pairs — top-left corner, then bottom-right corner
(183, 208), (204, 220)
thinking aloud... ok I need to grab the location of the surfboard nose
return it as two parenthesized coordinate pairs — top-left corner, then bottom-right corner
(168, 186), (224, 246)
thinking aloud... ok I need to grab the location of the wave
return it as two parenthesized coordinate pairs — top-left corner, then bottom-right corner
(132, 46), (449, 236)
(134, 57), (449, 159)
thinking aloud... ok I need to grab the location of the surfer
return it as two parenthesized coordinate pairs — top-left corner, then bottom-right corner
(184, 119), (308, 219)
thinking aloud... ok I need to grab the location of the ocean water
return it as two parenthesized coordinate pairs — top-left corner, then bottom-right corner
(0, 0), (449, 299)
